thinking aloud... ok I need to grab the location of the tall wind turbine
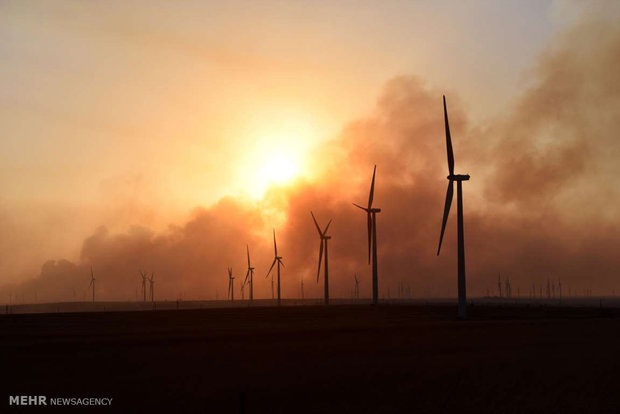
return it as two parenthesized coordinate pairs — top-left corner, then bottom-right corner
(149, 272), (155, 303)
(311, 211), (332, 305)
(140, 270), (148, 302)
(227, 267), (235, 302)
(243, 245), (254, 302)
(266, 229), (284, 306)
(89, 267), (96, 303)
(353, 165), (381, 304)
(437, 95), (471, 320)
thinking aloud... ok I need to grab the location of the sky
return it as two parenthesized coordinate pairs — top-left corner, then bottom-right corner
(1, 0), (619, 302)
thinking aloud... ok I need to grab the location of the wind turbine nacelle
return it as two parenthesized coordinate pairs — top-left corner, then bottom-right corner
(370, 208), (382, 213)
(447, 174), (470, 181)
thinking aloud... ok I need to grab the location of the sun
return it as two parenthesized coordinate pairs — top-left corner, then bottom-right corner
(260, 155), (299, 184)
(232, 107), (323, 199)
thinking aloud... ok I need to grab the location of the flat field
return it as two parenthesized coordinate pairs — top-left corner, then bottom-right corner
(3, 303), (620, 413)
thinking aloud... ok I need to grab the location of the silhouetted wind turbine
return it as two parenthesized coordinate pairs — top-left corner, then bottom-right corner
(311, 211), (332, 305)
(436, 95), (470, 320)
(140, 270), (148, 302)
(243, 245), (254, 302)
(149, 272), (155, 303)
(300, 276), (305, 300)
(89, 266), (96, 303)
(227, 267), (235, 302)
(266, 229), (284, 305)
(353, 165), (381, 304)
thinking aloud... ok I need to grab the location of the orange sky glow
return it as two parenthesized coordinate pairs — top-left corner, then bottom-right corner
(1, 1), (620, 302)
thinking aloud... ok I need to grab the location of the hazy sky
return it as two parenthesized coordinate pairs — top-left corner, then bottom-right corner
(1, 1), (619, 299)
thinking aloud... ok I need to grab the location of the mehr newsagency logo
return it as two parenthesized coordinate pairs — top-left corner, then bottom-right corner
(9, 395), (113, 406)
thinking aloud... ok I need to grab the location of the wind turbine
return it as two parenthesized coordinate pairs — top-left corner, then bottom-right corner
(149, 272), (155, 303)
(354, 274), (360, 300)
(311, 211), (332, 305)
(353, 165), (381, 304)
(227, 268), (235, 302)
(301, 277), (305, 300)
(437, 95), (471, 320)
(139, 270), (148, 302)
(89, 266), (96, 303)
(243, 245), (254, 302)
(266, 229), (284, 305)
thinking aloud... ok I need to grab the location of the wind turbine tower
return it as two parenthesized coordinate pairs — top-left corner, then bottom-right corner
(140, 271), (148, 302)
(227, 267), (235, 302)
(436, 95), (471, 320)
(243, 245), (255, 302)
(266, 230), (284, 305)
(89, 267), (96, 303)
(311, 211), (332, 305)
(353, 165), (381, 304)
(149, 273), (155, 303)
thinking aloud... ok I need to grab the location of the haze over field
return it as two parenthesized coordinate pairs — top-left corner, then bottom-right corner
(1, 1), (619, 302)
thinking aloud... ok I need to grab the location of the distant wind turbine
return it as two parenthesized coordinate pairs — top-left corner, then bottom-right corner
(139, 270), (148, 302)
(243, 245), (255, 302)
(436, 95), (471, 320)
(353, 165), (381, 304)
(300, 277), (305, 300)
(89, 266), (96, 303)
(354, 274), (360, 300)
(311, 211), (332, 305)
(227, 268), (235, 302)
(266, 229), (284, 306)
(149, 272), (155, 303)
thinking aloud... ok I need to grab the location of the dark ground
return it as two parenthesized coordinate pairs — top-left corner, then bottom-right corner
(3, 303), (620, 413)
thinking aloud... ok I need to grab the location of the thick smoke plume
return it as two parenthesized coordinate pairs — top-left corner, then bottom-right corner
(3, 17), (620, 303)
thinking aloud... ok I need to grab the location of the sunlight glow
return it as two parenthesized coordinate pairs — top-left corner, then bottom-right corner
(235, 109), (318, 199)
(260, 154), (300, 184)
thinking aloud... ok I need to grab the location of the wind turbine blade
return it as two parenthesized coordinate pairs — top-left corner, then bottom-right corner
(273, 229), (278, 257)
(367, 212), (372, 264)
(279, 258), (285, 268)
(247, 245), (251, 268)
(352, 203), (369, 212)
(437, 179), (454, 256)
(443, 95), (455, 176)
(244, 269), (250, 285)
(265, 259), (277, 278)
(323, 219), (332, 235)
(368, 165), (377, 209)
(310, 211), (322, 236)
(317, 240), (324, 283)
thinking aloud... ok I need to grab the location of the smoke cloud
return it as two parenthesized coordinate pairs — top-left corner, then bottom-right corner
(3, 15), (620, 303)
